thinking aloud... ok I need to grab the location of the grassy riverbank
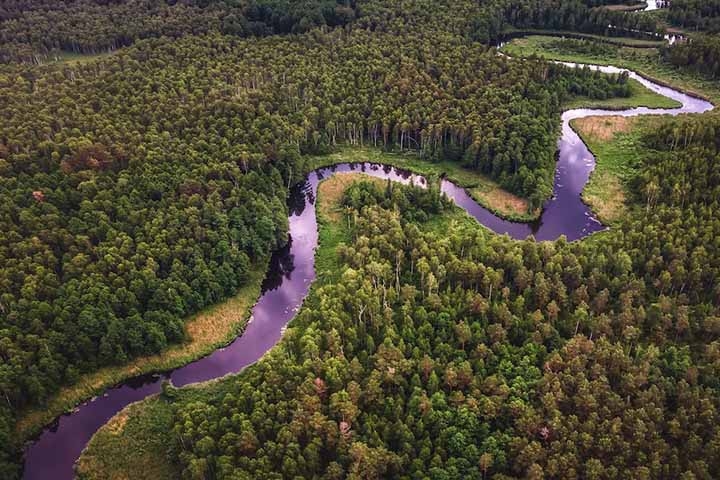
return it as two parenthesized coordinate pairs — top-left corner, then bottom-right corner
(502, 29), (666, 48)
(76, 173), (479, 479)
(76, 396), (180, 480)
(564, 77), (680, 109)
(305, 148), (539, 222)
(571, 115), (661, 224)
(501, 34), (720, 103)
(16, 261), (268, 444)
(599, 3), (646, 12)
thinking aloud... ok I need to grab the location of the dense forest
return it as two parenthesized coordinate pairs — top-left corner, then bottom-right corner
(167, 113), (720, 477)
(0, 1), (645, 476)
(1, 0), (720, 478)
(0, 0), (356, 63)
(0, 0), (665, 63)
(486, 0), (661, 39)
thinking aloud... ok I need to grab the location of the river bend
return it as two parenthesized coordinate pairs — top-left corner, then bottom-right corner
(22, 61), (713, 479)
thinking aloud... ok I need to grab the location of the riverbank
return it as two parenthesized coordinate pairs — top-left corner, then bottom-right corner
(571, 115), (661, 224)
(501, 29), (666, 48)
(501, 34), (720, 103)
(16, 261), (268, 445)
(599, 3), (647, 12)
(305, 148), (539, 222)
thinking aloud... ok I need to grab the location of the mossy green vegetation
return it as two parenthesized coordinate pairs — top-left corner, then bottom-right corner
(76, 395), (179, 480)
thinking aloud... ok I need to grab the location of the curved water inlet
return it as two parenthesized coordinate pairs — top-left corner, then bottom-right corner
(22, 60), (713, 479)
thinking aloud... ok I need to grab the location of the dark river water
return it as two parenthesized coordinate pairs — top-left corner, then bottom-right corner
(22, 62), (713, 479)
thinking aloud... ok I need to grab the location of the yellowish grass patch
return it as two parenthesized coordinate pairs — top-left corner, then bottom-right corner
(574, 116), (635, 142)
(104, 412), (129, 436)
(470, 186), (534, 219)
(583, 171), (627, 224)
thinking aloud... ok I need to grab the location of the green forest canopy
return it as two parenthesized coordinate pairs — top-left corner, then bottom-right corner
(168, 125), (720, 476)
(1, 0), (720, 478)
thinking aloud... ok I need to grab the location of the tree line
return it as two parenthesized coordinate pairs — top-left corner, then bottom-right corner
(0, 0), (668, 64)
(470, 0), (664, 44)
(663, 33), (720, 78)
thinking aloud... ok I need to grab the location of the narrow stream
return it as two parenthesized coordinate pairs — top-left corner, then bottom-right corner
(22, 59), (712, 479)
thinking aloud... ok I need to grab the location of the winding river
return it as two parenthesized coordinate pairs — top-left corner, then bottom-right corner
(22, 59), (712, 479)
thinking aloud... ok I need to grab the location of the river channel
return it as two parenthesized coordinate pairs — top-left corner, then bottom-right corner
(22, 55), (713, 480)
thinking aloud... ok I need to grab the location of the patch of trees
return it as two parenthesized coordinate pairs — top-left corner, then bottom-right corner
(342, 179), (450, 223)
(668, 0), (720, 32)
(663, 34), (720, 78)
(167, 130), (720, 477)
